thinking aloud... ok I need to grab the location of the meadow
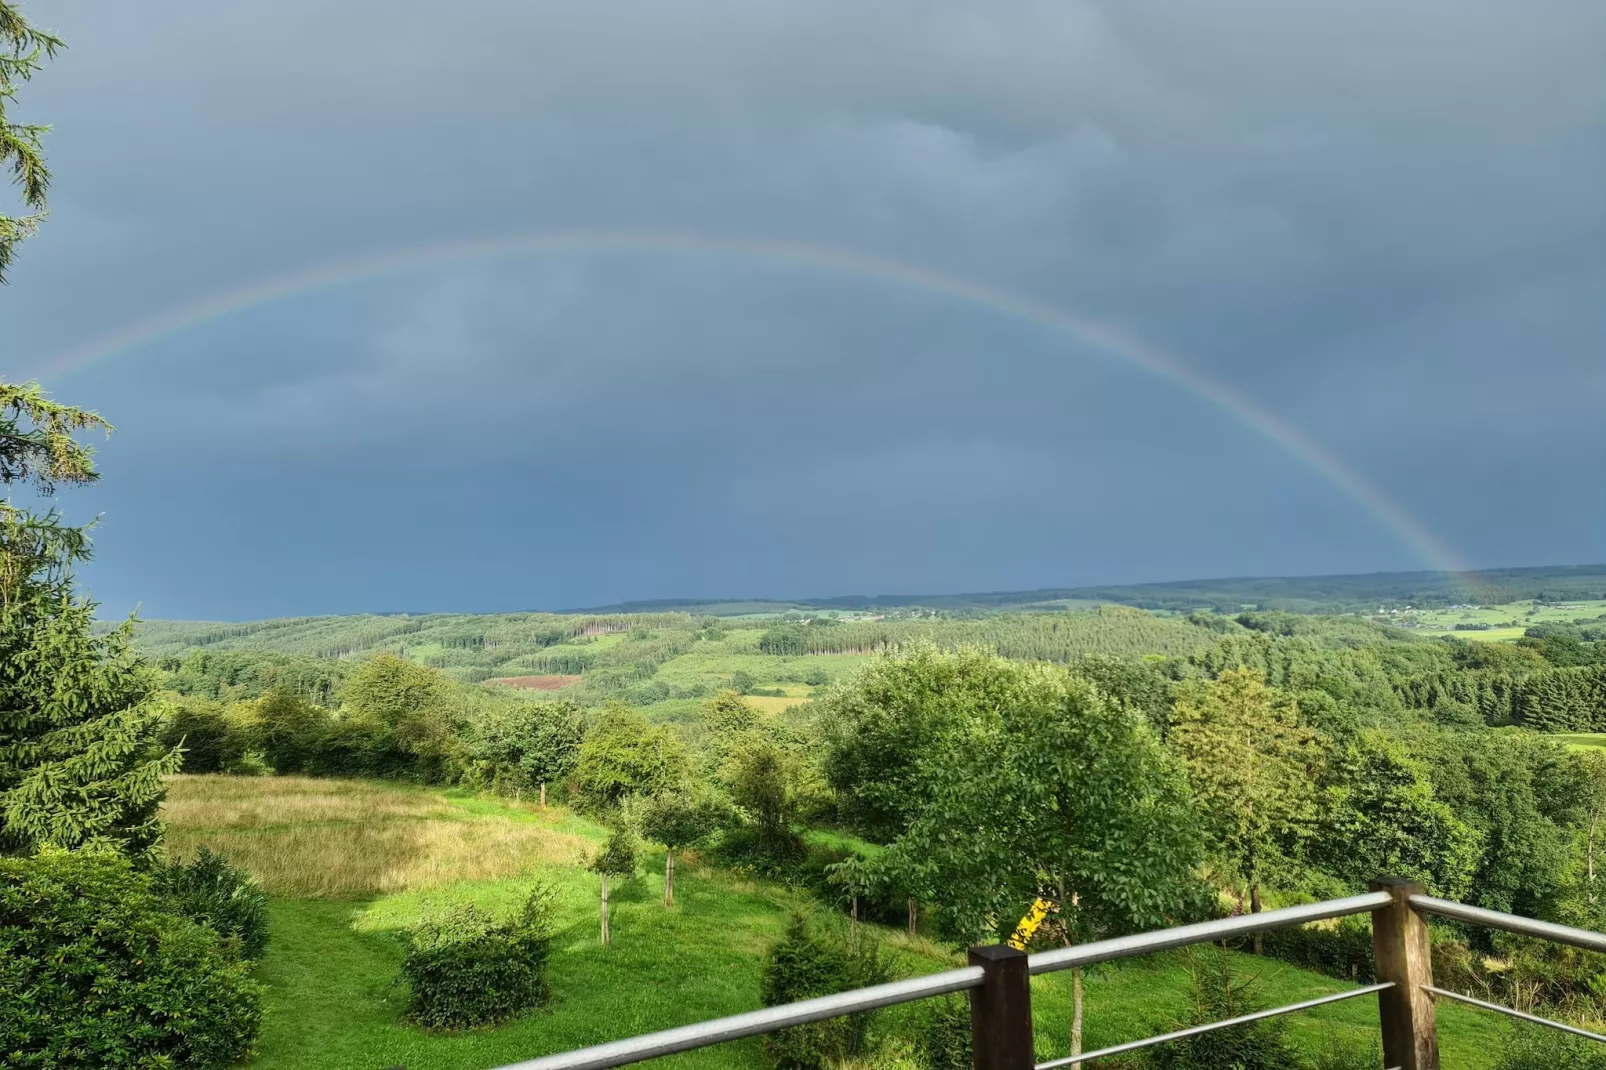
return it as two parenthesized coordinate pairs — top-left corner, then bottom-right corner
(1392, 599), (1606, 641)
(161, 775), (1508, 1070)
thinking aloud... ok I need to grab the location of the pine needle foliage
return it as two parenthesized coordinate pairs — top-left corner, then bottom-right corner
(0, 1), (61, 282)
(0, 383), (177, 862)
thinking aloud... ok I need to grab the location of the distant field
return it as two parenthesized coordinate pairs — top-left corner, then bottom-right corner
(496, 674), (584, 691)
(1394, 599), (1606, 640)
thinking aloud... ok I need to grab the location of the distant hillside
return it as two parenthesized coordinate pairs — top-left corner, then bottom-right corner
(569, 564), (1606, 617)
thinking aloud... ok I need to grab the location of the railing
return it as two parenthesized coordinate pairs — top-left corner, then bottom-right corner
(492, 879), (1606, 1070)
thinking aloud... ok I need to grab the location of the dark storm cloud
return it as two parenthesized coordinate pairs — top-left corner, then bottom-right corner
(0, 0), (1600, 616)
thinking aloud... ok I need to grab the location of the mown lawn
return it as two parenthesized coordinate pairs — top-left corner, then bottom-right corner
(164, 777), (1506, 1070)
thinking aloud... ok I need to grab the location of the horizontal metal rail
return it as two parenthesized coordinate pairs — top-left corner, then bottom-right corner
(1423, 985), (1606, 1043)
(1034, 982), (1394, 1069)
(1409, 895), (1606, 954)
(492, 966), (984, 1070)
(1027, 891), (1394, 975)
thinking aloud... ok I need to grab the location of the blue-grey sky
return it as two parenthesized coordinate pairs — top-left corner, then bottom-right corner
(3, 0), (1603, 619)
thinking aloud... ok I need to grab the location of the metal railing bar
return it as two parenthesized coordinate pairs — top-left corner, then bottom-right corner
(1028, 891), (1394, 975)
(1421, 985), (1606, 1043)
(490, 965), (985, 1070)
(1033, 983), (1395, 1069)
(1408, 895), (1606, 954)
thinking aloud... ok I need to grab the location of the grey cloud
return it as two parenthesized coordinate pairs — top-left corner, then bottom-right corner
(0, 0), (1598, 615)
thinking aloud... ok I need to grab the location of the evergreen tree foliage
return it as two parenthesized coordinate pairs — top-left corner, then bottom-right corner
(759, 914), (888, 1070)
(0, 385), (178, 862)
(1147, 945), (1301, 1070)
(0, 3), (59, 283)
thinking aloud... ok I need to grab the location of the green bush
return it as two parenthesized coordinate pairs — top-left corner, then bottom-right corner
(911, 996), (971, 1070)
(161, 699), (238, 773)
(1307, 1029), (1383, 1070)
(760, 914), (889, 1070)
(1145, 946), (1300, 1070)
(401, 884), (557, 1030)
(1494, 1027), (1606, 1070)
(1260, 915), (1375, 983)
(155, 847), (270, 959)
(0, 848), (263, 1069)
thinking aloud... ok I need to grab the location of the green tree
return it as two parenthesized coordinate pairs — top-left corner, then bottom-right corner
(855, 650), (1204, 1064)
(820, 645), (1015, 840)
(1169, 668), (1325, 924)
(574, 703), (687, 807)
(465, 698), (584, 799)
(1314, 732), (1482, 900)
(252, 686), (328, 774)
(0, 3), (60, 282)
(640, 790), (724, 906)
(341, 654), (456, 775)
(0, 386), (178, 861)
(588, 825), (638, 945)
(1576, 751), (1606, 907)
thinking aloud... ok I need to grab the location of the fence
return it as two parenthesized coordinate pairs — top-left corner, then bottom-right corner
(491, 879), (1606, 1070)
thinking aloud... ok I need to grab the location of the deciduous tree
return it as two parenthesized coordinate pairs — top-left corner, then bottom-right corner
(1169, 668), (1325, 926)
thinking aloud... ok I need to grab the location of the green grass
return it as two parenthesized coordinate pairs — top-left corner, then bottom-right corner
(651, 649), (870, 694)
(185, 777), (1505, 1070)
(1400, 599), (1606, 640)
(248, 892), (1505, 1070)
(1553, 733), (1606, 752)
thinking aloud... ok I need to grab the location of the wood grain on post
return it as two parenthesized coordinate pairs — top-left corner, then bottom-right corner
(968, 944), (1033, 1070)
(1370, 878), (1439, 1070)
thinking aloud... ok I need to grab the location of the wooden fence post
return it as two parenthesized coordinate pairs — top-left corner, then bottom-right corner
(1370, 878), (1438, 1070)
(969, 944), (1033, 1070)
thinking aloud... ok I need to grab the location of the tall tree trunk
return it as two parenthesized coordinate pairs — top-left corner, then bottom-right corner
(1250, 881), (1263, 954)
(540, 781), (547, 807)
(665, 849), (675, 907)
(1071, 967), (1084, 1070)
(600, 874), (610, 945)
(908, 897), (917, 938)
(850, 896), (859, 951)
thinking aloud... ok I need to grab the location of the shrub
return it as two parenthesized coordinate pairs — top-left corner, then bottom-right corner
(155, 847), (270, 959)
(223, 749), (273, 776)
(1146, 945), (1300, 1070)
(161, 699), (237, 773)
(0, 848), (263, 1069)
(1494, 1027), (1606, 1070)
(760, 914), (889, 1070)
(1308, 1030), (1384, 1070)
(401, 884), (556, 1030)
(912, 996), (971, 1070)
(1261, 915), (1375, 983)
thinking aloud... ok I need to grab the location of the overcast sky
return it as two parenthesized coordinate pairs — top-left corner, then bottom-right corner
(2, 0), (1602, 619)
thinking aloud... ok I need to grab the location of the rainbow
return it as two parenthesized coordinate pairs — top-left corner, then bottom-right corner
(23, 227), (1470, 575)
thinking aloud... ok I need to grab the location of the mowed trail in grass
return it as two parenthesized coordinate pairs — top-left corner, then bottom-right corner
(161, 776), (1504, 1070)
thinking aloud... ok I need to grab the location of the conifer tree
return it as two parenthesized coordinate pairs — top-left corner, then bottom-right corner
(1, 1), (61, 281)
(0, 7), (179, 863)
(0, 387), (181, 862)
